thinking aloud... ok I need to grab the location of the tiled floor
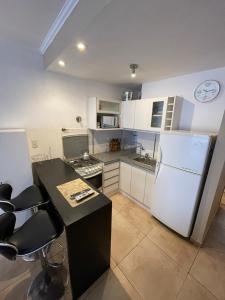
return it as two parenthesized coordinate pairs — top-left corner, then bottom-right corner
(0, 193), (225, 300)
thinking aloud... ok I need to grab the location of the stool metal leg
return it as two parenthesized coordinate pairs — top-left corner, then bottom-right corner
(27, 244), (68, 300)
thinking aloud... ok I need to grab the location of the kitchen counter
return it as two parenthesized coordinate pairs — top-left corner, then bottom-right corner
(92, 150), (156, 173)
(32, 159), (111, 299)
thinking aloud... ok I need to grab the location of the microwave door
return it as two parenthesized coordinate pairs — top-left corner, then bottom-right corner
(103, 116), (115, 128)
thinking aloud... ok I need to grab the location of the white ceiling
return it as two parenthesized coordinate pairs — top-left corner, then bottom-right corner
(46, 0), (225, 85)
(0, 0), (66, 48)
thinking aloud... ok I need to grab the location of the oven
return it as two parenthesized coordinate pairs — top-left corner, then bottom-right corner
(85, 171), (102, 190)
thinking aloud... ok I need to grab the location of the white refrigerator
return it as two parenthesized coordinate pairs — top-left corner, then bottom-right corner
(151, 131), (214, 237)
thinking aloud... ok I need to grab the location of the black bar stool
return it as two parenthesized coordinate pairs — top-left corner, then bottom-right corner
(0, 210), (67, 300)
(0, 183), (47, 213)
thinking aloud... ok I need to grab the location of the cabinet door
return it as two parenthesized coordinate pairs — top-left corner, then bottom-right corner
(119, 162), (132, 194)
(144, 172), (155, 208)
(121, 101), (136, 129)
(150, 99), (167, 131)
(134, 99), (152, 130)
(130, 166), (146, 203)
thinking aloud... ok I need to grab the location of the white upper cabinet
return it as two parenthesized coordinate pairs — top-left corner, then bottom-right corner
(150, 98), (167, 132)
(121, 101), (136, 129)
(88, 97), (121, 130)
(134, 99), (152, 130)
(121, 96), (182, 132)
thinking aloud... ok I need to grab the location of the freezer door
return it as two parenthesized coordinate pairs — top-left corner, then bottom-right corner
(159, 133), (211, 175)
(151, 163), (202, 237)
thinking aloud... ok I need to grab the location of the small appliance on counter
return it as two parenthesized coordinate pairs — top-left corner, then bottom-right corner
(100, 115), (119, 128)
(109, 138), (121, 152)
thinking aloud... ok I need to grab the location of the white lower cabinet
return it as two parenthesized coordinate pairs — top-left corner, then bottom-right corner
(130, 166), (146, 203)
(144, 172), (154, 208)
(119, 162), (154, 208)
(119, 162), (132, 194)
(103, 162), (120, 196)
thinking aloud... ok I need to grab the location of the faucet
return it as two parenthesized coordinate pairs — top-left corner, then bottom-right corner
(136, 143), (144, 156)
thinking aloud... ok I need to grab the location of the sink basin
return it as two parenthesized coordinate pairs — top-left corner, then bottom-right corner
(133, 156), (156, 169)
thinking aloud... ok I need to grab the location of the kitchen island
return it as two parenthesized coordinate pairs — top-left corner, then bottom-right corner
(32, 158), (112, 300)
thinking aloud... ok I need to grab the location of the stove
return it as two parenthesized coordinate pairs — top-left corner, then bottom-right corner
(66, 156), (103, 179)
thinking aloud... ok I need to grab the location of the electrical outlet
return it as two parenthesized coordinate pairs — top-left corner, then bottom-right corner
(31, 140), (39, 149)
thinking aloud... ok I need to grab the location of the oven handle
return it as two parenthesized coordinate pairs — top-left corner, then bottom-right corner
(84, 171), (103, 179)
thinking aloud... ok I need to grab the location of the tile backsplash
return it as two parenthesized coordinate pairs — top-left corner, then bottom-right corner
(90, 129), (159, 158)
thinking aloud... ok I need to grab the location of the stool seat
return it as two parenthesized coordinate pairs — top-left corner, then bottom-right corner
(0, 212), (16, 240)
(8, 210), (60, 256)
(0, 184), (46, 213)
(10, 185), (44, 212)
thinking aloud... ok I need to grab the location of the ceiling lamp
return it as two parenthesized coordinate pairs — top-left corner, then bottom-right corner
(77, 42), (86, 51)
(130, 64), (138, 78)
(58, 60), (65, 67)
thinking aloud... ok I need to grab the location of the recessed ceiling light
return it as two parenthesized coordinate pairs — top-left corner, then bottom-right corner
(58, 60), (65, 67)
(77, 42), (86, 51)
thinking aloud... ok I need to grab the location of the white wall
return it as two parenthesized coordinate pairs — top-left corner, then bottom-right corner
(142, 67), (225, 132)
(0, 41), (125, 129)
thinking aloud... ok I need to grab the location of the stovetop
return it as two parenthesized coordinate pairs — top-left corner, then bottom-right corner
(65, 156), (103, 178)
(68, 157), (100, 168)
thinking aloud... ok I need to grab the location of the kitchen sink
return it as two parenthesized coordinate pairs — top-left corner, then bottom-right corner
(133, 156), (156, 170)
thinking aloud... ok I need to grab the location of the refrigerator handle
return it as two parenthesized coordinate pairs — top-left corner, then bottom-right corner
(155, 145), (162, 183)
(159, 145), (162, 164)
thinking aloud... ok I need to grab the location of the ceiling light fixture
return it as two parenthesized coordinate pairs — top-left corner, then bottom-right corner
(130, 64), (138, 78)
(58, 60), (65, 67)
(77, 42), (86, 51)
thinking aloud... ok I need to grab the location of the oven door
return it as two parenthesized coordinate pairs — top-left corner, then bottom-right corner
(85, 172), (102, 190)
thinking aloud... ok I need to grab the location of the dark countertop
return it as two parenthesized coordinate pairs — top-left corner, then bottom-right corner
(92, 150), (156, 173)
(32, 158), (111, 227)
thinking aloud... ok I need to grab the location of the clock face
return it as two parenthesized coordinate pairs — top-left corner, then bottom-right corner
(194, 80), (220, 102)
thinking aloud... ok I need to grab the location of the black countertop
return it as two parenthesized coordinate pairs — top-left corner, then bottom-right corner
(33, 158), (111, 227)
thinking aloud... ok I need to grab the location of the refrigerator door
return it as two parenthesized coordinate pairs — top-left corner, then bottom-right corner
(151, 163), (202, 237)
(159, 133), (211, 175)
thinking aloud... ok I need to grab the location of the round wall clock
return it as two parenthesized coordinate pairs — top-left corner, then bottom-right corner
(194, 80), (220, 102)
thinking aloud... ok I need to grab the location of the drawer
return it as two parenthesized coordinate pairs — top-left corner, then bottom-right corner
(104, 176), (119, 187)
(104, 168), (119, 180)
(104, 162), (120, 173)
(104, 183), (119, 195)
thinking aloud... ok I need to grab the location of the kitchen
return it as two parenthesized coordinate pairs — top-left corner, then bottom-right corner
(0, 0), (225, 300)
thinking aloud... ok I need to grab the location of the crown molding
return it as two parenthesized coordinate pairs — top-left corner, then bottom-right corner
(40, 0), (79, 54)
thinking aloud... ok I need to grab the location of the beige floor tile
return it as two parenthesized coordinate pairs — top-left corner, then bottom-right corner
(214, 205), (225, 228)
(203, 220), (225, 253)
(177, 275), (218, 300)
(148, 223), (199, 271)
(0, 256), (39, 293)
(110, 257), (117, 269)
(120, 205), (158, 235)
(190, 248), (225, 300)
(0, 271), (31, 300)
(110, 193), (136, 212)
(112, 207), (119, 217)
(119, 236), (187, 300)
(221, 193), (225, 205)
(83, 267), (141, 300)
(111, 213), (144, 264)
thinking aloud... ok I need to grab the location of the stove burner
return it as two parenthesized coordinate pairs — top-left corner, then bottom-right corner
(69, 157), (99, 168)
(66, 156), (103, 179)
